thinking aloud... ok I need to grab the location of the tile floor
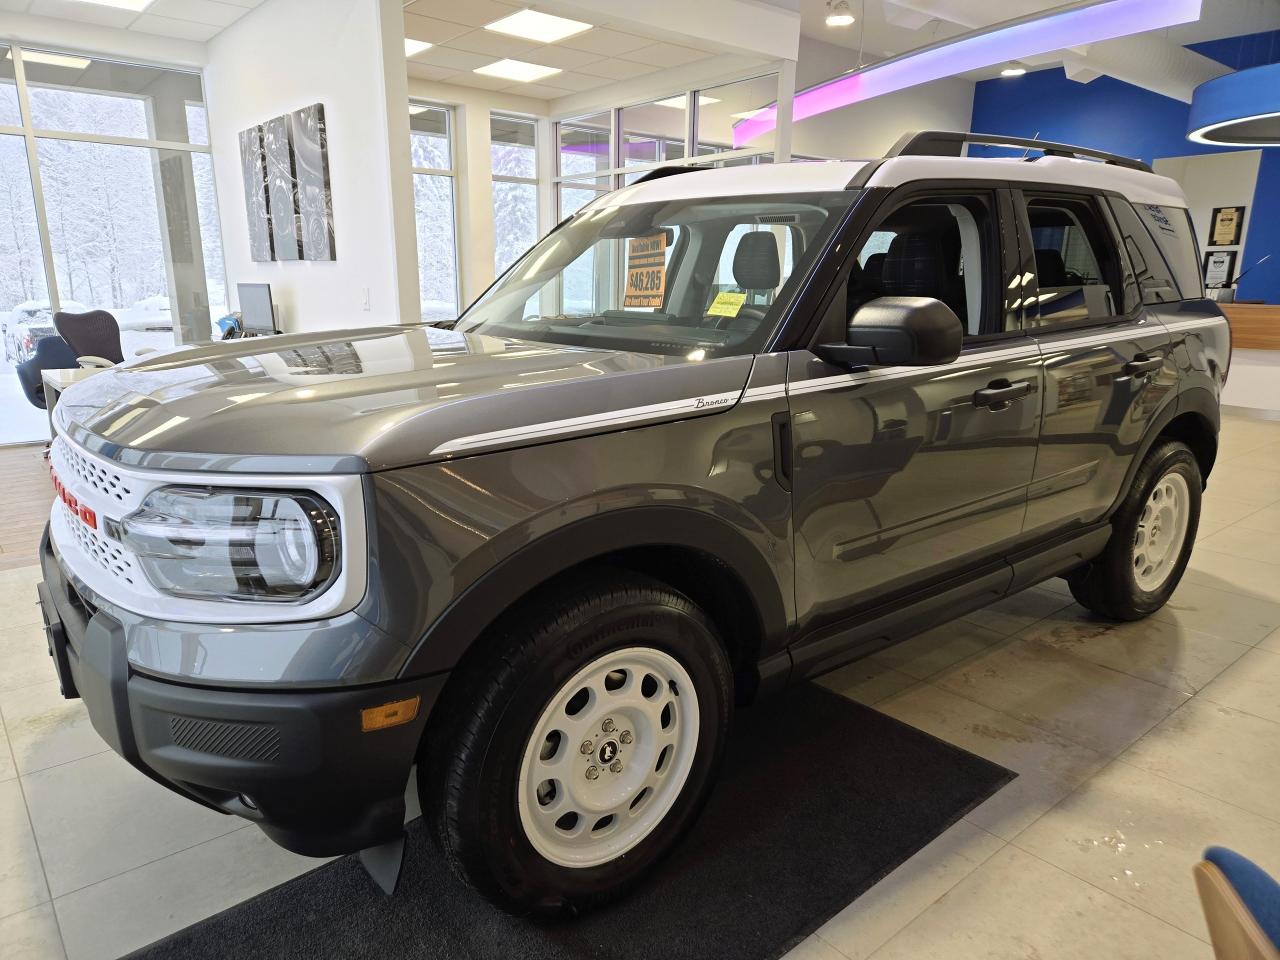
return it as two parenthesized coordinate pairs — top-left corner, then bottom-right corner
(1, 411), (1279, 959)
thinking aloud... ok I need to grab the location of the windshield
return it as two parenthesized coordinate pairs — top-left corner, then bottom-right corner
(454, 190), (857, 358)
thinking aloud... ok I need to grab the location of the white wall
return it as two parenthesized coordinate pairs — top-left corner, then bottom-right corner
(203, 0), (417, 331)
(790, 37), (975, 159)
(1154, 151), (1262, 282)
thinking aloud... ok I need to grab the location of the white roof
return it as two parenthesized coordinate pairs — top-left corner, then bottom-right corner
(604, 153), (1186, 209)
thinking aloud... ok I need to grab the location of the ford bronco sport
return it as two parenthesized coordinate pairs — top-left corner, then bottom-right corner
(37, 131), (1228, 916)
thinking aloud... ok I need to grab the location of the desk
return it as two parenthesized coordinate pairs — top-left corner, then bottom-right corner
(41, 367), (103, 436)
(1222, 304), (1280, 350)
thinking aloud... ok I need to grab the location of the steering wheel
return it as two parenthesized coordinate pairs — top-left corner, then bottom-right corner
(708, 305), (769, 330)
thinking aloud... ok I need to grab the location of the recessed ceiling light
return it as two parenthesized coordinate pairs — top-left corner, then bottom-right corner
(474, 59), (562, 83)
(405, 39), (433, 57)
(6, 49), (91, 70)
(66, 0), (153, 10)
(485, 9), (592, 44)
(825, 0), (855, 27)
(1001, 63), (1027, 76)
(731, 107), (770, 120)
(654, 95), (721, 109)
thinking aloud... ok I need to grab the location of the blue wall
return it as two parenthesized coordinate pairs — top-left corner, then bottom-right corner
(969, 61), (1278, 303)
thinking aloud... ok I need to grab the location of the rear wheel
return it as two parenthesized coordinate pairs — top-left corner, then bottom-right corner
(1068, 440), (1201, 620)
(420, 571), (732, 917)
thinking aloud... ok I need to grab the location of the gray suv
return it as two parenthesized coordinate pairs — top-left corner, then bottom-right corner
(37, 132), (1228, 917)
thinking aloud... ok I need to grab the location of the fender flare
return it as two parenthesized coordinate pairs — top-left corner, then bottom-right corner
(397, 505), (790, 678)
(1108, 385), (1219, 517)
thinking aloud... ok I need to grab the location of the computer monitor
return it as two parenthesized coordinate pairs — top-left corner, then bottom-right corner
(237, 283), (277, 335)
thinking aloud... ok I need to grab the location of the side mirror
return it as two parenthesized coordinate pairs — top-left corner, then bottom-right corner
(816, 296), (963, 368)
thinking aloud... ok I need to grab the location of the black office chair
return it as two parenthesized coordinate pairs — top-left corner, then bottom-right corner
(53, 309), (124, 367)
(15, 335), (79, 410)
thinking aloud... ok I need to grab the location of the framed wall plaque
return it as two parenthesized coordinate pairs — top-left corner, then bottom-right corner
(1209, 206), (1244, 246)
(1203, 249), (1237, 288)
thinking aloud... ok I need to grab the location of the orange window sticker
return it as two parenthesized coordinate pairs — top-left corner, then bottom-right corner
(623, 233), (668, 308)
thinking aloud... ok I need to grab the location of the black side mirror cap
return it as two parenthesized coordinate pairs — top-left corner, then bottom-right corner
(816, 296), (963, 368)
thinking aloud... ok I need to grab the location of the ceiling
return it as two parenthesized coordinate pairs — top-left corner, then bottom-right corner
(0, 0), (265, 42)
(402, 0), (770, 100)
(795, 0), (1280, 98)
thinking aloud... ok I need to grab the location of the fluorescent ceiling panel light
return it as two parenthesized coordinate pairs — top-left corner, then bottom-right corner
(826, 1), (855, 27)
(474, 59), (562, 83)
(409, 104), (431, 115)
(66, 0), (153, 9)
(405, 39), (433, 57)
(733, 0), (1203, 147)
(654, 95), (721, 109)
(6, 49), (91, 70)
(485, 9), (592, 43)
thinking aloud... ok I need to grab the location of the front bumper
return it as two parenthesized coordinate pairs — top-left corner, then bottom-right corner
(37, 530), (446, 858)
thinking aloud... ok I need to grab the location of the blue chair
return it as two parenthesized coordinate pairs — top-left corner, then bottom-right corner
(1196, 847), (1280, 960)
(15, 335), (79, 410)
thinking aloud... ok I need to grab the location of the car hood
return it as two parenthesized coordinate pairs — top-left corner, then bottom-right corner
(55, 324), (754, 472)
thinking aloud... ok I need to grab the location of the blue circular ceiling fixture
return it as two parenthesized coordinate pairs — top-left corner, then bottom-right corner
(1188, 62), (1280, 146)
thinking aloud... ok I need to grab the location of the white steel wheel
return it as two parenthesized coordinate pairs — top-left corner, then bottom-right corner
(1132, 470), (1190, 592)
(516, 646), (701, 869)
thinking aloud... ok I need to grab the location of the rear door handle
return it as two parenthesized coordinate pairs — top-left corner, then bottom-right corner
(973, 379), (1031, 409)
(1124, 353), (1163, 376)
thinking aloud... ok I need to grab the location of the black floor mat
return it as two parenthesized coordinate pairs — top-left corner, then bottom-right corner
(131, 684), (1013, 960)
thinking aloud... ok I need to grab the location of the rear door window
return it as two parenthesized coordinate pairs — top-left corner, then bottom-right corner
(1024, 194), (1124, 327)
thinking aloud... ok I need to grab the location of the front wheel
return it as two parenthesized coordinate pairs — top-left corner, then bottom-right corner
(420, 571), (732, 917)
(1068, 439), (1201, 620)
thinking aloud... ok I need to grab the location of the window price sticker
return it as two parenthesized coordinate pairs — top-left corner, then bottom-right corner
(624, 233), (667, 308)
(707, 291), (747, 317)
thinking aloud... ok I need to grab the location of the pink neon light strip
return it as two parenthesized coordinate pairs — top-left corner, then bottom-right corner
(733, 0), (1203, 148)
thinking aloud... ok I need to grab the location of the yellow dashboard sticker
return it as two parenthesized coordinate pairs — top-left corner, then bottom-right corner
(623, 233), (667, 308)
(707, 291), (747, 317)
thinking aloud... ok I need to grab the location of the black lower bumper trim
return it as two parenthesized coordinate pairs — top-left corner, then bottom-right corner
(37, 527), (447, 858)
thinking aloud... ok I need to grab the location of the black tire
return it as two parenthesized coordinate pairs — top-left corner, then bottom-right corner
(419, 570), (733, 918)
(1068, 439), (1201, 620)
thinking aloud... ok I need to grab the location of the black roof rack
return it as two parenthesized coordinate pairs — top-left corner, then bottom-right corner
(629, 163), (715, 185)
(886, 130), (1153, 173)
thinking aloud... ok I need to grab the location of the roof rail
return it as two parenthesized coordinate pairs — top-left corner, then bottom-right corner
(629, 163), (714, 185)
(886, 130), (1153, 173)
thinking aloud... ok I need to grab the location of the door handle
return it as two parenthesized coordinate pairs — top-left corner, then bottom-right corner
(973, 379), (1032, 409)
(1124, 353), (1163, 376)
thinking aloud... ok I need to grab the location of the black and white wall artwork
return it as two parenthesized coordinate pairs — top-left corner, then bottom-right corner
(239, 124), (274, 262)
(239, 102), (334, 262)
(292, 104), (336, 261)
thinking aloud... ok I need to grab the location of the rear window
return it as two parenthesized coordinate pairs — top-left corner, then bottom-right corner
(1130, 202), (1203, 301)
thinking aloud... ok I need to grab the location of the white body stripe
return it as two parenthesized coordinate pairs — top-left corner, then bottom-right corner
(1163, 316), (1229, 334)
(431, 390), (743, 456)
(430, 318), (1227, 453)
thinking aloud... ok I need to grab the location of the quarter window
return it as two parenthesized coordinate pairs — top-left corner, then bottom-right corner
(1131, 203), (1203, 301)
(1024, 195), (1121, 326)
(1106, 198), (1181, 306)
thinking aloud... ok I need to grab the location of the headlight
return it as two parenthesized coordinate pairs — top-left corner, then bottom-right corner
(116, 486), (341, 602)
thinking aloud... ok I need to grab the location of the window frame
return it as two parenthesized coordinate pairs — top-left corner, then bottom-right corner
(798, 181), (1023, 353)
(550, 69), (791, 219)
(489, 111), (541, 276)
(0, 44), (220, 320)
(408, 100), (462, 321)
(1010, 185), (1142, 336)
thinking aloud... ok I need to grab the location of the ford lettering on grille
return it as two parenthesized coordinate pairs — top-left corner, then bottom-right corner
(50, 466), (98, 530)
